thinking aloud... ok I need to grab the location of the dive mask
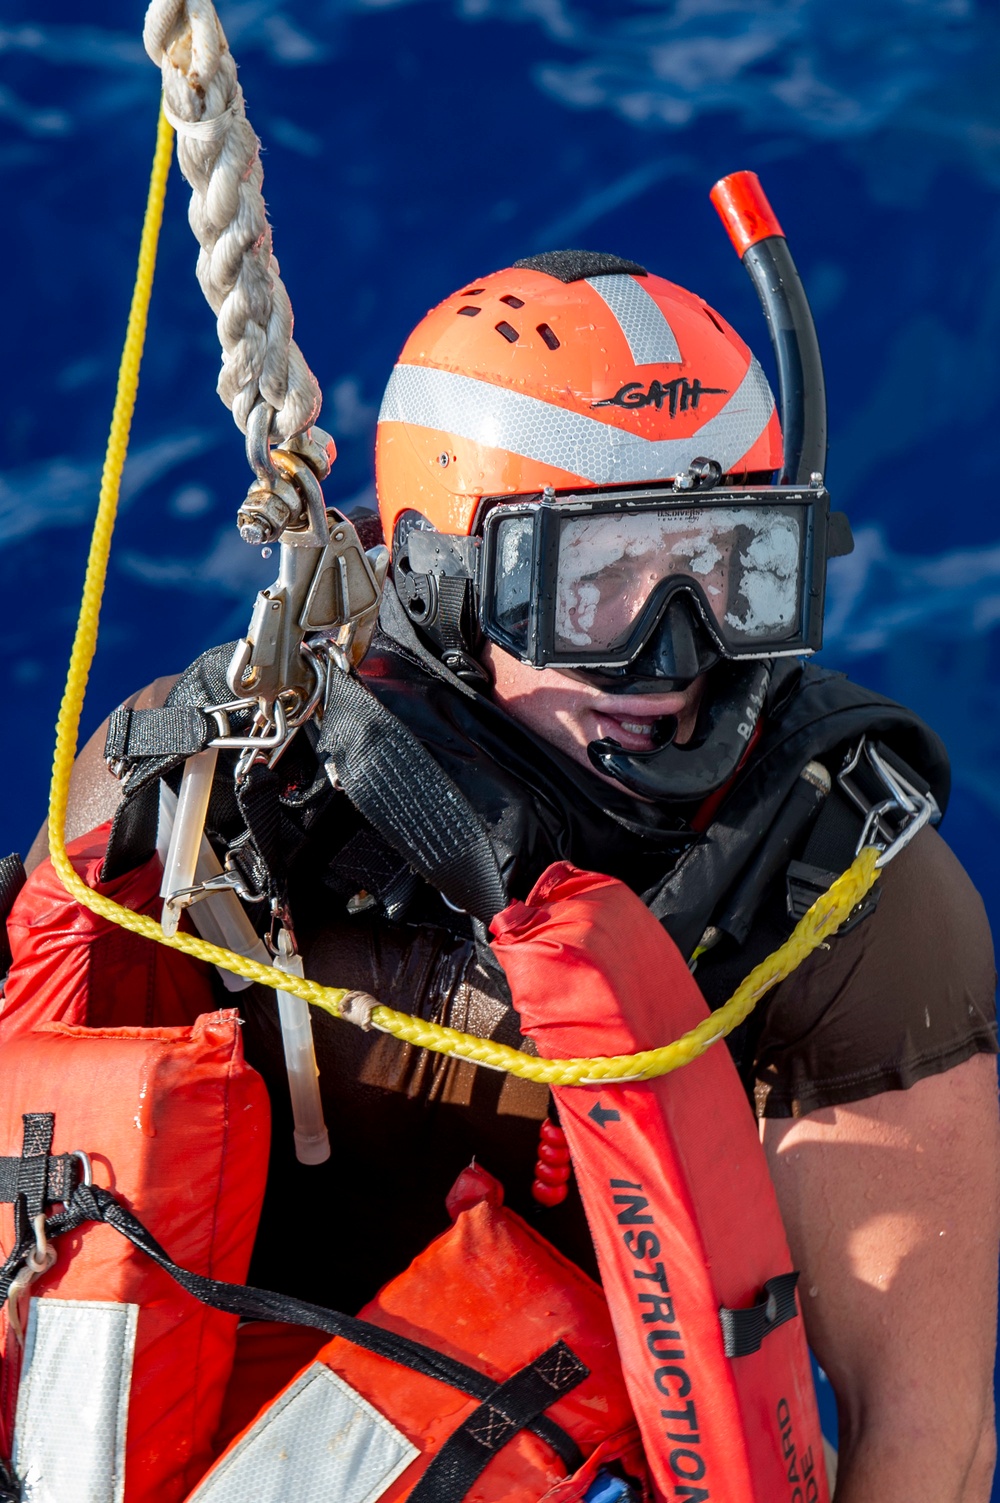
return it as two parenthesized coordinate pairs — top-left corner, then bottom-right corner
(477, 483), (852, 672)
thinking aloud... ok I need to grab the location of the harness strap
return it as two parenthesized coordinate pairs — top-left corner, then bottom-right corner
(0, 1154), (77, 1208)
(327, 827), (417, 918)
(798, 783), (864, 874)
(783, 736), (920, 928)
(102, 780), (162, 882)
(234, 761), (286, 900)
(9, 1116), (55, 1221)
(317, 668), (507, 925)
(0, 1178), (584, 1477)
(105, 704), (214, 766)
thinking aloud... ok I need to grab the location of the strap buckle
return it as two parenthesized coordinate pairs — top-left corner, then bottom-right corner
(3, 1147), (90, 1345)
(837, 739), (940, 869)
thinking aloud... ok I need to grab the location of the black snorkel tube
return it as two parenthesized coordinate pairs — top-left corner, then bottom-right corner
(589, 171), (841, 803)
(710, 170), (827, 486)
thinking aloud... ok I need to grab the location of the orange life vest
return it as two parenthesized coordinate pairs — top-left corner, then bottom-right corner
(493, 862), (830, 1503)
(0, 835), (643, 1502)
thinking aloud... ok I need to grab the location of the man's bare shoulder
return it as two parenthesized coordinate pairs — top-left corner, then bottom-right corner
(756, 824), (998, 1117)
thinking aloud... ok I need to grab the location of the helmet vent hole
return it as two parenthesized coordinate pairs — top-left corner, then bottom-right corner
(495, 321), (520, 343)
(457, 305), (481, 317)
(461, 288), (485, 296)
(500, 294), (525, 308)
(537, 323), (560, 350)
(703, 305), (726, 334)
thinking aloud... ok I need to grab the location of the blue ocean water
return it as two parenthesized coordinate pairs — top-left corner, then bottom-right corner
(4, 0), (1000, 1475)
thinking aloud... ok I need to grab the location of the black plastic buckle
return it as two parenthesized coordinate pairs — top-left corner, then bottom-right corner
(786, 858), (881, 932)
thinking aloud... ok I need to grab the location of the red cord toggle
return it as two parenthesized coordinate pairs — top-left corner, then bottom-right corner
(532, 1119), (572, 1206)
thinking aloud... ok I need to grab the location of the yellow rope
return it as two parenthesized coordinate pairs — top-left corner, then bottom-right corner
(362, 847), (878, 1085)
(44, 107), (352, 1013)
(44, 103), (881, 1089)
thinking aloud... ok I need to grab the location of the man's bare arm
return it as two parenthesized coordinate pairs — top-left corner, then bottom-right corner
(763, 1054), (1000, 1502)
(25, 674), (181, 873)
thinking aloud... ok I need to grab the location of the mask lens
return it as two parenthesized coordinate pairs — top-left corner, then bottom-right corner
(554, 507), (803, 653)
(492, 515), (534, 651)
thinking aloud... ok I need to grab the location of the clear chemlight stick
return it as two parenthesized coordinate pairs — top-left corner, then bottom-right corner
(159, 749), (219, 937)
(273, 929), (331, 1165)
(156, 779), (271, 990)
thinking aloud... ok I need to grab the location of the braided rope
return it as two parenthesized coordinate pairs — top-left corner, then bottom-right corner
(44, 107), (349, 1012)
(142, 0), (321, 441)
(46, 100), (881, 1090)
(360, 848), (879, 1084)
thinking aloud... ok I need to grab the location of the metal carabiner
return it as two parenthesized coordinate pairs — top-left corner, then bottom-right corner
(838, 739), (940, 869)
(873, 790), (936, 867)
(209, 697), (288, 751)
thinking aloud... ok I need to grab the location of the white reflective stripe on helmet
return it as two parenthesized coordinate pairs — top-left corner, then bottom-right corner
(378, 358), (775, 485)
(585, 273), (682, 365)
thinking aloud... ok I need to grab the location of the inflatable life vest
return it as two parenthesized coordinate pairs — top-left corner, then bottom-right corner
(0, 1041), (643, 1503)
(0, 1011), (270, 1503)
(190, 1164), (645, 1502)
(0, 836), (643, 1502)
(493, 863), (830, 1503)
(0, 1040), (640, 1496)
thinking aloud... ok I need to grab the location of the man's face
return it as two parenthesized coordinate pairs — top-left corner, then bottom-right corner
(481, 640), (705, 787)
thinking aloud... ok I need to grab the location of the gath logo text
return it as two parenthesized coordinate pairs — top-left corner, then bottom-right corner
(592, 378), (728, 417)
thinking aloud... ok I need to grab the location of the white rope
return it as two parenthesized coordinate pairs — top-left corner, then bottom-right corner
(143, 0), (322, 442)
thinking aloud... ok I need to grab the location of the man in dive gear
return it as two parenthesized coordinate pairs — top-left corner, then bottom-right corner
(41, 249), (1000, 1503)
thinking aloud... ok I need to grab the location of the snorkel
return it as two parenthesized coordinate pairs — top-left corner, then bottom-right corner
(711, 171), (827, 487)
(589, 171), (848, 802)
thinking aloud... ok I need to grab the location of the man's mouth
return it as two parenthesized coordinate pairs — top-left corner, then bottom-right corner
(592, 709), (678, 753)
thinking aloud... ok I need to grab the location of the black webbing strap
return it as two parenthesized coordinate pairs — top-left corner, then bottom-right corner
(408, 1341), (588, 1503)
(104, 705), (214, 765)
(9, 1181), (581, 1475)
(0, 852), (26, 975)
(13, 1115), (55, 1220)
(798, 785), (864, 875)
(328, 828), (417, 919)
(0, 1153), (76, 1207)
(785, 746), (886, 926)
(719, 1271), (800, 1357)
(318, 669), (507, 924)
(234, 762), (286, 897)
(101, 779), (162, 882)
(0, 1117), (64, 1317)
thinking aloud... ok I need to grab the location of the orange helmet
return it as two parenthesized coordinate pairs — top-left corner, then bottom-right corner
(375, 250), (782, 548)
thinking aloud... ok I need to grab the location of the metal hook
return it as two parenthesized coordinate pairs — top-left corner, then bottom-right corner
(245, 401), (279, 486)
(7, 1213), (58, 1346)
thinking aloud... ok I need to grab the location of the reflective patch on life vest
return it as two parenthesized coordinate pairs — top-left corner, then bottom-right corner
(187, 1362), (419, 1503)
(13, 1297), (138, 1503)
